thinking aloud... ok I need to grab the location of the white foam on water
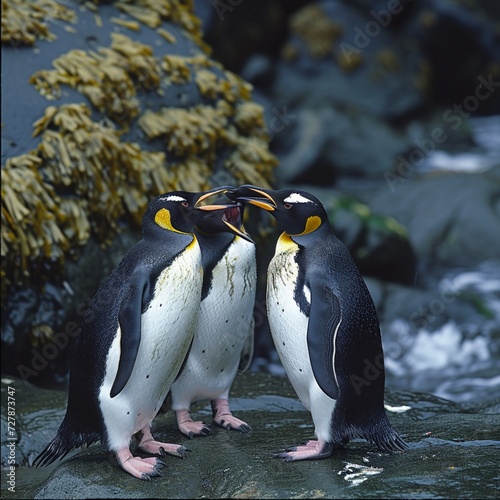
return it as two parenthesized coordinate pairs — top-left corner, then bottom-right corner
(340, 462), (384, 487)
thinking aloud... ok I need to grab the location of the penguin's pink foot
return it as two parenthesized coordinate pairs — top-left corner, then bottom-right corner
(138, 428), (188, 459)
(211, 398), (252, 433)
(116, 448), (165, 480)
(176, 410), (212, 438)
(276, 440), (334, 462)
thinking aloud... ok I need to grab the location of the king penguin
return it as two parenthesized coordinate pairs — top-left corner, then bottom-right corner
(170, 197), (256, 437)
(228, 185), (408, 461)
(34, 188), (251, 479)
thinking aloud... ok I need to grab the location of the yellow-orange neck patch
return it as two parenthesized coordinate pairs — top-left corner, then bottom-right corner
(294, 215), (322, 236)
(277, 232), (297, 253)
(155, 208), (189, 234)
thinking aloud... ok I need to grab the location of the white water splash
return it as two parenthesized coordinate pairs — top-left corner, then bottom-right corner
(418, 115), (500, 174)
(383, 261), (500, 403)
(339, 462), (384, 486)
(404, 322), (490, 371)
(385, 404), (412, 413)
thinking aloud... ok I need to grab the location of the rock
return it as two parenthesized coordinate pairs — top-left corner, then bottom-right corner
(201, 0), (310, 74)
(338, 167), (500, 268)
(239, 54), (276, 90)
(2, 373), (499, 499)
(405, 0), (500, 113)
(273, 107), (411, 183)
(327, 193), (417, 284)
(348, 0), (416, 22)
(271, 108), (332, 184)
(272, 1), (427, 119)
(1, 378), (67, 469)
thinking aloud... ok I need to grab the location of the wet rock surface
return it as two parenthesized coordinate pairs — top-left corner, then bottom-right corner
(2, 372), (499, 499)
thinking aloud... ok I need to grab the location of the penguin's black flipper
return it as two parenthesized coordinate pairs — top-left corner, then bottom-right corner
(306, 279), (341, 401)
(110, 273), (150, 398)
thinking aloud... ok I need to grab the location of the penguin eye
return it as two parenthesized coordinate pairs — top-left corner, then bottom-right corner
(181, 201), (189, 208)
(283, 203), (293, 209)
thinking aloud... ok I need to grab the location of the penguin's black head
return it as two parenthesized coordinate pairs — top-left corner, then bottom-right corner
(227, 185), (329, 237)
(143, 187), (252, 241)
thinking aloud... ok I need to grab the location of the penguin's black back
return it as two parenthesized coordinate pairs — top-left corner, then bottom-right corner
(294, 225), (407, 450)
(196, 231), (235, 301)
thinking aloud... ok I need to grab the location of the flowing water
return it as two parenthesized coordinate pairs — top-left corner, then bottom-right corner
(384, 260), (500, 404)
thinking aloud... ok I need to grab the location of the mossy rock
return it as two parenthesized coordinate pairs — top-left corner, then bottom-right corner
(1, 0), (277, 383)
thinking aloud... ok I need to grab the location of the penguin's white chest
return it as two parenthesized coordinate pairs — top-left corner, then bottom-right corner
(267, 238), (337, 443)
(171, 239), (256, 405)
(99, 241), (203, 450)
(267, 244), (316, 410)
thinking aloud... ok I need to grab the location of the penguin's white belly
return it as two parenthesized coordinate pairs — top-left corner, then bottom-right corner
(267, 242), (337, 442)
(267, 250), (315, 409)
(171, 240), (256, 407)
(99, 243), (202, 451)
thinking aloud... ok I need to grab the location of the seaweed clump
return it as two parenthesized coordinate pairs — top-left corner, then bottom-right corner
(1, 2), (278, 299)
(30, 33), (161, 123)
(114, 0), (210, 52)
(285, 4), (343, 59)
(1, 103), (172, 295)
(282, 3), (365, 72)
(1, 0), (76, 46)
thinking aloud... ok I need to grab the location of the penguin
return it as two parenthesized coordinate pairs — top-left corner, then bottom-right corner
(34, 187), (251, 479)
(170, 196), (256, 438)
(227, 185), (408, 461)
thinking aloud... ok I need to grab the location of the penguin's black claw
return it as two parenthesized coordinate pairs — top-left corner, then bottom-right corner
(213, 414), (251, 433)
(274, 452), (294, 462)
(155, 459), (167, 468)
(199, 423), (212, 436)
(181, 421), (212, 438)
(144, 465), (163, 479)
(175, 445), (189, 459)
(152, 466), (163, 477)
(156, 445), (188, 459)
(238, 423), (252, 433)
(278, 439), (308, 453)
